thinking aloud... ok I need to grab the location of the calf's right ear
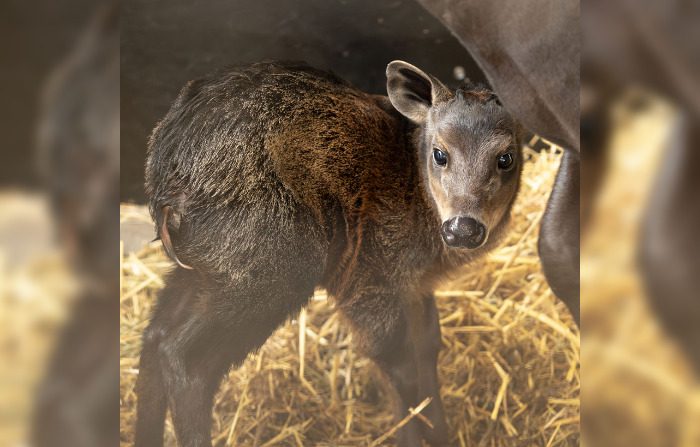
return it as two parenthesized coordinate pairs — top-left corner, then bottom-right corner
(386, 61), (449, 124)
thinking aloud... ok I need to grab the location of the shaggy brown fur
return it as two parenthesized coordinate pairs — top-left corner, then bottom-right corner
(137, 60), (521, 447)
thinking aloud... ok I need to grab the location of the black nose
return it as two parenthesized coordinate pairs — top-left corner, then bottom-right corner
(441, 216), (486, 248)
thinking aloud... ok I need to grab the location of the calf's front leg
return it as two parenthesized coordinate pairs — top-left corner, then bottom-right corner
(409, 294), (449, 445)
(339, 289), (449, 447)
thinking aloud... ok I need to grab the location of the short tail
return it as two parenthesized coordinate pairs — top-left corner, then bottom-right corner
(154, 204), (193, 270)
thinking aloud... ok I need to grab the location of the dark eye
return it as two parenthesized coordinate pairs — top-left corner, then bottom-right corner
(497, 153), (514, 171)
(433, 149), (448, 167)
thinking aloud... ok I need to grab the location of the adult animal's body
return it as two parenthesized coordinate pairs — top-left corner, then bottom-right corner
(417, 0), (581, 323)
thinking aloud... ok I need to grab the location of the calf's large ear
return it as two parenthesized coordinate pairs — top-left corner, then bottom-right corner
(386, 61), (450, 124)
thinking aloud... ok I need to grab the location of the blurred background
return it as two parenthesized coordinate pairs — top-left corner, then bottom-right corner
(0, 0), (97, 190)
(0, 1), (118, 446)
(581, 0), (700, 445)
(1, 0), (699, 446)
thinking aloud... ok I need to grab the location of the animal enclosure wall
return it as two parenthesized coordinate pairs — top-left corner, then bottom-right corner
(120, 0), (485, 202)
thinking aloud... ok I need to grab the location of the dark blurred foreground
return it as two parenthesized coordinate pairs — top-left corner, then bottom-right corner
(0, 1), (119, 446)
(0, 0), (699, 446)
(581, 0), (700, 445)
(31, 3), (120, 445)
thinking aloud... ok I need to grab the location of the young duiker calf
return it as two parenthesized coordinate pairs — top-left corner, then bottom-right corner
(135, 60), (522, 447)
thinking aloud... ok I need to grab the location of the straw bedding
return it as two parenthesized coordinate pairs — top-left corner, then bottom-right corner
(119, 141), (579, 446)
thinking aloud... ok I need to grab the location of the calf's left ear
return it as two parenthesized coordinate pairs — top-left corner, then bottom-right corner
(386, 61), (450, 124)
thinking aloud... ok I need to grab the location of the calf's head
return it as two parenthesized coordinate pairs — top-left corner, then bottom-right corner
(386, 61), (522, 249)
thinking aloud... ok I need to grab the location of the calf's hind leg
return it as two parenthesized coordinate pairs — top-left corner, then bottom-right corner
(135, 264), (321, 447)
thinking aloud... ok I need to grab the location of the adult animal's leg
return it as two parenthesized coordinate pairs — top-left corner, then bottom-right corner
(539, 149), (581, 325)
